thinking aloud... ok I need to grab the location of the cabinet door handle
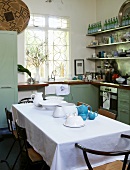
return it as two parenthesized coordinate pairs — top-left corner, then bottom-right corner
(1, 87), (12, 88)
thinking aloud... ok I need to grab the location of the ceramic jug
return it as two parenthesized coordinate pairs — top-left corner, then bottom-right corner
(31, 92), (43, 107)
(77, 104), (92, 120)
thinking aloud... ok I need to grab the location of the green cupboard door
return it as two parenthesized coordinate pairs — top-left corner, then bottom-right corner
(70, 85), (91, 105)
(0, 88), (16, 128)
(0, 31), (17, 87)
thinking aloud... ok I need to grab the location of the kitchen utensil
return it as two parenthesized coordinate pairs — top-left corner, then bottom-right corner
(64, 114), (85, 128)
(60, 103), (78, 117)
(45, 96), (64, 101)
(53, 106), (66, 118)
(77, 104), (92, 121)
(40, 100), (60, 110)
(116, 77), (125, 84)
(88, 111), (98, 120)
(31, 92), (43, 107)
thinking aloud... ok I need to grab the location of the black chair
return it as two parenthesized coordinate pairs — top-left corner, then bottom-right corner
(18, 97), (33, 104)
(15, 122), (45, 170)
(1, 108), (20, 170)
(75, 134), (130, 170)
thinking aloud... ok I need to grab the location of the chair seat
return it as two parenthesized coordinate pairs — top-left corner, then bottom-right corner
(92, 160), (127, 170)
(28, 148), (43, 162)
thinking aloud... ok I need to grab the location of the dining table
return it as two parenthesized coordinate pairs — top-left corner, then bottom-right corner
(12, 103), (130, 170)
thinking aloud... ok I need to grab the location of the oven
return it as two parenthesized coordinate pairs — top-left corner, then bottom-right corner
(99, 86), (118, 115)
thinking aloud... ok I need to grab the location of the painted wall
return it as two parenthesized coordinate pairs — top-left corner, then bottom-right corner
(17, 0), (96, 83)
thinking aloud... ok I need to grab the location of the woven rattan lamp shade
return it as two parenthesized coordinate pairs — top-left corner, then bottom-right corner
(0, 0), (30, 33)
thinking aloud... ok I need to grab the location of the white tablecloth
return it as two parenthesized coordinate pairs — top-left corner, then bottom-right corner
(12, 104), (130, 170)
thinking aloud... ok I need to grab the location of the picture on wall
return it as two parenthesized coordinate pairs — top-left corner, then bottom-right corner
(74, 59), (84, 75)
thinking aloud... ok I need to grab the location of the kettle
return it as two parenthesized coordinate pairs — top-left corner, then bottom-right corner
(77, 104), (92, 120)
(31, 92), (43, 107)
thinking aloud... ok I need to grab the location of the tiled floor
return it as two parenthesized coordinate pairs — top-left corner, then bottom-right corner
(0, 130), (50, 170)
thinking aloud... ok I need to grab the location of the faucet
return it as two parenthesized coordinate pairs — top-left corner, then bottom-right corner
(48, 70), (56, 81)
(51, 71), (55, 81)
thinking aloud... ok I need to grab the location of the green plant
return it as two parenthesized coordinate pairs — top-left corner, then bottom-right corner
(18, 64), (31, 77)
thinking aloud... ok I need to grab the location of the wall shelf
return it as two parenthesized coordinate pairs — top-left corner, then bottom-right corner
(86, 41), (130, 48)
(87, 57), (130, 60)
(86, 25), (130, 36)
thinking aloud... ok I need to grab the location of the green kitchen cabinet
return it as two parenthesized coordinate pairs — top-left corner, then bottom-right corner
(117, 89), (130, 125)
(0, 31), (18, 128)
(64, 84), (99, 111)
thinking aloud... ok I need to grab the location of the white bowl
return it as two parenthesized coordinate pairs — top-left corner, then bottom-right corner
(59, 103), (78, 117)
(116, 77), (125, 84)
(64, 115), (85, 127)
(45, 96), (64, 102)
(40, 100), (60, 110)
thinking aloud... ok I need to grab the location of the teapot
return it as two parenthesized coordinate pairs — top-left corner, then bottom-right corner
(88, 111), (98, 120)
(77, 104), (92, 120)
(31, 92), (43, 107)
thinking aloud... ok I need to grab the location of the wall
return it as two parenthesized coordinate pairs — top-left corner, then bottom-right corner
(17, 0), (96, 83)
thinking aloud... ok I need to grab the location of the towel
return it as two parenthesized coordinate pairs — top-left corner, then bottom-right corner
(45, 84), (56, 95)
(103, 92), (110, 110)
(55, 84), (70, 95)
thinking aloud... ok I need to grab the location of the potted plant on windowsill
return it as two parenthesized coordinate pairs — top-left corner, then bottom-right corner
(18, 64), (35, 84)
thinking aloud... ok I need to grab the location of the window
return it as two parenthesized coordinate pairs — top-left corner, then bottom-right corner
(25, 14), (70, 81)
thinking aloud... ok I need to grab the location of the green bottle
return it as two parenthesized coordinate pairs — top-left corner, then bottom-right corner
(88, 24), (91, 34)
(103, 20), (107, 30)
(115, 16), (119, 28)
(122, 15), (126, 26)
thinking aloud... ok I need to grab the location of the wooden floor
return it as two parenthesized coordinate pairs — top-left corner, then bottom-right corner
(0, 129), (50, 170)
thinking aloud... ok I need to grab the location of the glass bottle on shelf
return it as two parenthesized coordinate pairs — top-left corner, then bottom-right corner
(107, 19), (111, 30)
(126, 14), (129, 25)
(87, 24), (91, 34)
(122, 15), (126, 26)
(115, 16), (119, 28)
(103, 20), (107, 30)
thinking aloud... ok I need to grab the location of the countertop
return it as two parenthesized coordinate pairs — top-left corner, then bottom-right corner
(18, 81), (130, 90)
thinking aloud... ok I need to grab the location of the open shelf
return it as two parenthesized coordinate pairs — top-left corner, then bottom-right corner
(87, 57), (130, 60)
(86, 41), (130, 48)
(86, 25), (130, 36)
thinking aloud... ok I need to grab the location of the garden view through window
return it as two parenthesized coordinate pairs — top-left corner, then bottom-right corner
(25, 14), (70, 81)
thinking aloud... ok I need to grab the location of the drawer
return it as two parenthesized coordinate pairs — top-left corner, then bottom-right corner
(118, 108), (130, 125)
(118, 89), (130, 100)
(118, 99), (130, 110)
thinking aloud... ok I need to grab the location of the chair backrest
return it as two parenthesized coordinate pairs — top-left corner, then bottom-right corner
(5, 108), (14, 133)
(98, 108), (117, 120)
(15, 122), (28, 154)
(18, 97), (33, 104)
(75, 134), (130, 170)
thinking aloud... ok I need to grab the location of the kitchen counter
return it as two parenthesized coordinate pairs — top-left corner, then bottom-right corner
(18, 81), (130, 90)
(18, 82), (48, 91)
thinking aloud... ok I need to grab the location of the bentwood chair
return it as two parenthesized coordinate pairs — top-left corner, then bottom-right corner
(1, 108), (19, 170)
(98, 108), (117, 120)
(15, 122), (45, 170)
(75, 134), (130, 170)
(18, 97), (33, 104)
